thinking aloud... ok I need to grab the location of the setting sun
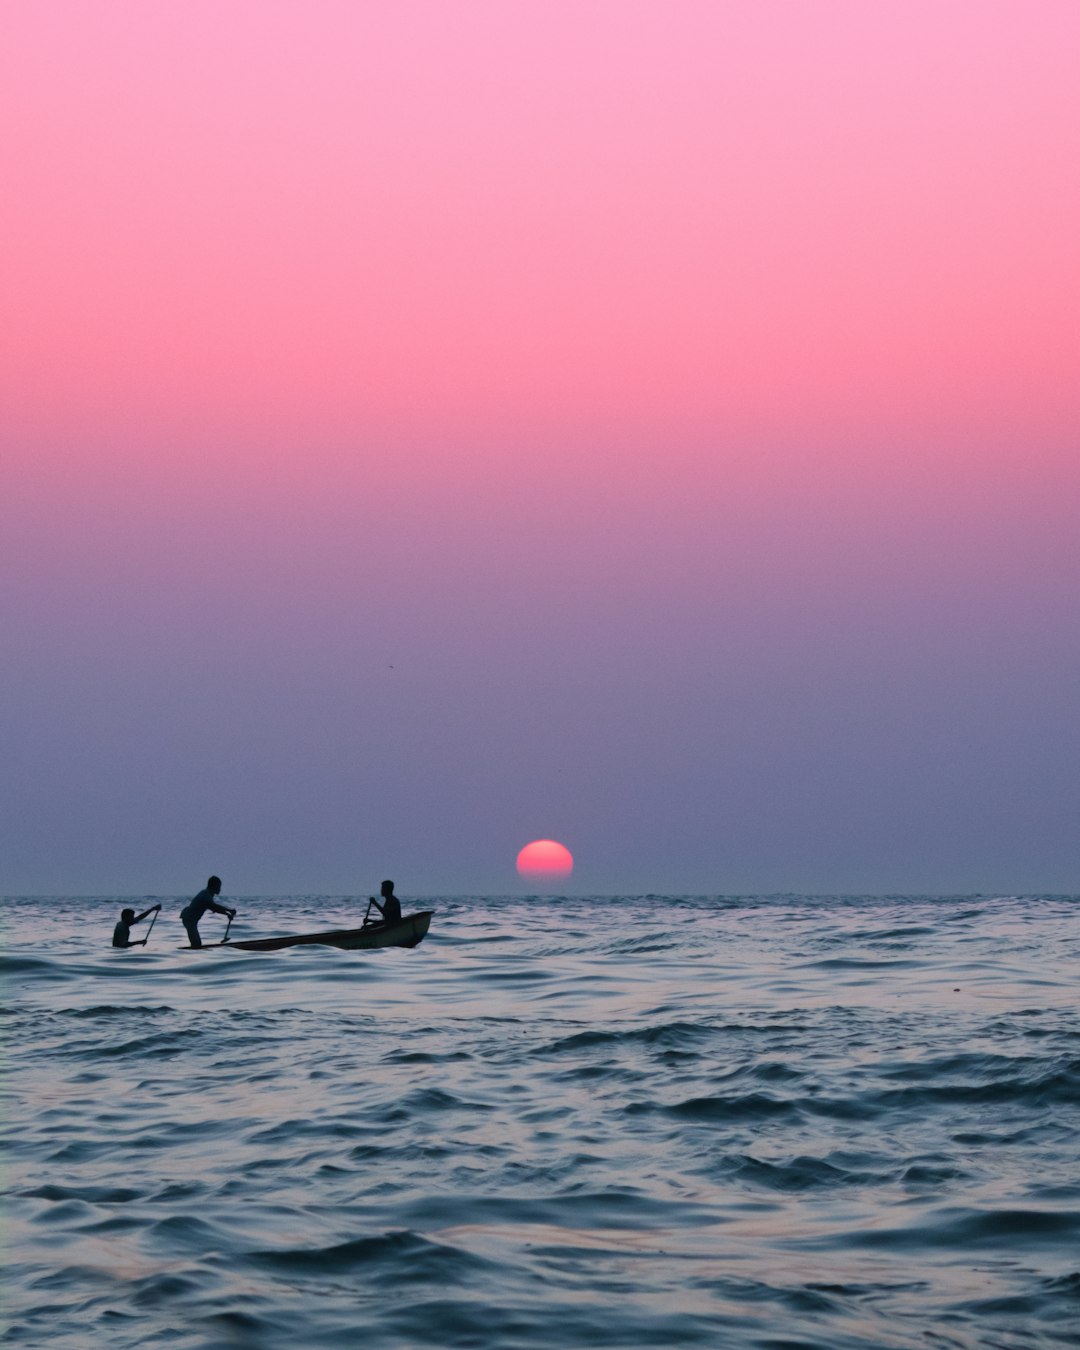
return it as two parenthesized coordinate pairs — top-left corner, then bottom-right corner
(516, 839), (574, 883)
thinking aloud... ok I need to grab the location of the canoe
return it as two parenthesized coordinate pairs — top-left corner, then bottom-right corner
(221, 910), (433, 953)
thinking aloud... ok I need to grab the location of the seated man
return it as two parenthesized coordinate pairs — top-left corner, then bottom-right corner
(112, 903), (160, 948)
(369, 879), (402, 925)
(179, 875), (235, 948)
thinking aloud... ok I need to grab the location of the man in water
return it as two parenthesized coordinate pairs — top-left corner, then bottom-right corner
(112, 903), (160, 948)
(369, 879), (402, 925)
(180, 876), (235, 948)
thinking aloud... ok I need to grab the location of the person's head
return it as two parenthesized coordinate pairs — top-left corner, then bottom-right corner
(121, 908), (135, 923)
(208, 875), (222, 895)
(380, 879), (394, 898)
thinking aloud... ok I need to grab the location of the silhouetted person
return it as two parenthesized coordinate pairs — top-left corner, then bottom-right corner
(112, 904), (160, 948)
(370, 879), (402, 925)
(180, 876), (235, 948)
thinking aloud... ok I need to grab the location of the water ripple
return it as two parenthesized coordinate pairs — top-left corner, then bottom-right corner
(3, 892), (1079, 1348)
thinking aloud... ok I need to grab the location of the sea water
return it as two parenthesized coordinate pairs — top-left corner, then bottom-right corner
(2, 894), (1078, 1349)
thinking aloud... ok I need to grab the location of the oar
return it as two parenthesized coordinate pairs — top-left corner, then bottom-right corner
(142, 906), (159, 947)
(362, 898), (374, 928)
(220, 912), (234, 945)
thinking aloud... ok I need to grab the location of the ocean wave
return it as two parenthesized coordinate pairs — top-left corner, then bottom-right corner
(5, 891), (1079, 1350)
(834, 1206), (1080, 1253)
(248, 1228), (500, 1281)
(542, 1021), (720, 1054)
(640, 1091), (800, 1123)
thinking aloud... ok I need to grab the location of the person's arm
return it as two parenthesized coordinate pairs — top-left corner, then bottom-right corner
(209, 898), (236, 918)
(134, 905), (160, 924)
(369, 895), (386, 918)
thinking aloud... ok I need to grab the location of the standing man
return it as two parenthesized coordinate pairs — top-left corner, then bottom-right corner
(180, 876), (235, 948)
(112, 903), (160, 947)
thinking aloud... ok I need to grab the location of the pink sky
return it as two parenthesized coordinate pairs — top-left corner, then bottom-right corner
(2, 1), (1078, 892)
(4, 1), (1077, 450)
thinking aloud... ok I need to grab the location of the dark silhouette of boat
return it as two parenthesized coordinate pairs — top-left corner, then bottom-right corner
(218, 910), (433, 952)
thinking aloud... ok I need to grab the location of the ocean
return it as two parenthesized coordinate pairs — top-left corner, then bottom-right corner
(2, 893), (1078, 1349)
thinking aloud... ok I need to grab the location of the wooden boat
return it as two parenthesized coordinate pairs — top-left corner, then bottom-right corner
(218, 910), (433, 953)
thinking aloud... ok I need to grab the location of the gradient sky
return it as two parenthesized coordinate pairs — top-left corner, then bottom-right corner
(2, 1), (1078, 895)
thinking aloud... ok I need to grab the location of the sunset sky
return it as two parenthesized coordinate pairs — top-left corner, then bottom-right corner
(2, 1), (1078, 894)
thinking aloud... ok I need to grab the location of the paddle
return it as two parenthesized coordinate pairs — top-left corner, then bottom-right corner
(219, 912), (234, 945)
(141, 905), (160, 947)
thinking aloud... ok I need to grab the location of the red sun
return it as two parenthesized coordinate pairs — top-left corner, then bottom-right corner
(516, 839), (574, 883)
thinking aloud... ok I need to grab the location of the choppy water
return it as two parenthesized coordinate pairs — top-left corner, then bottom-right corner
(2, 894), (1078, 1349)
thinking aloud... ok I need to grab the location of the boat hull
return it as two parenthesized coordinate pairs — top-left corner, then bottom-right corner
(221, 911), (433, 953)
